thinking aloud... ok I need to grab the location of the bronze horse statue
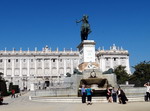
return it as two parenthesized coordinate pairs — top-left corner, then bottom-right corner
(76, 15), (92, 41)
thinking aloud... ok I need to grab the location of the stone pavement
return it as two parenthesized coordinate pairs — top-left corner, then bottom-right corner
(0, 92), (150, 111)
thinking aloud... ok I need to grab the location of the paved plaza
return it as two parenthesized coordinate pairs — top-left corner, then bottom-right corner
(1, 93), (150, 111)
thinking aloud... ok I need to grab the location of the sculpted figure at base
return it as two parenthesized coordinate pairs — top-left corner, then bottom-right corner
(76, 15), (92, 41)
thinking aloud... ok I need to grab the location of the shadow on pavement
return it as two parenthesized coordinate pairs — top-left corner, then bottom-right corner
(0, 103), (9, 105)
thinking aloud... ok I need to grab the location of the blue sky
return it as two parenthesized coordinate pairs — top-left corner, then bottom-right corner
(0, 0), (150, 71)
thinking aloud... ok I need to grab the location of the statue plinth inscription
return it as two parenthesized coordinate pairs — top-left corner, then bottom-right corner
(77, 40), (96, 63)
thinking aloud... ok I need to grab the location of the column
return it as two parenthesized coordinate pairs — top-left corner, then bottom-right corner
(99, 56), (102, 70)
(64, 59), (66, 76)
(19, 58), (23, 90)
(71, 59), (73, 74)
(56, 58), (59, 83)
(12, 59), (15, 77)
(42, 59), (44, 76)
(77, 58), (80, 66)
(110, 57), (113, 69)
(35, 58), (37, 77)
(49, 58), (51, 76)
(4, 59), (7, 77)
(100, 56), (105, 72)
(126, 56), (131, 74)
(20, 59), (22, 77)
(27, 59), (30, 77)
(57, 58), (59, 76)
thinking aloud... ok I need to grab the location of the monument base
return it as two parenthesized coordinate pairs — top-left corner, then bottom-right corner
(78, 62), (99, 71)
(76, 40), (118, 96)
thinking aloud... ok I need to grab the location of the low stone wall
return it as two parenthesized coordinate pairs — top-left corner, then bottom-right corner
(121, 87), (146, 96)
(30, 88), (77, 97)
(30, 75), (83, 97)
(30, 87), (147, 97)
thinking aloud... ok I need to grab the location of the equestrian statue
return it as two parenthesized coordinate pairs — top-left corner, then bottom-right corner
(76, 15), (92, 41)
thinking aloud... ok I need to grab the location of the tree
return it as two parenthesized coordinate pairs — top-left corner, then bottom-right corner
(114, 65), (129, 84)
(129, 61), (150, 87)
(0, 72), (7, 96)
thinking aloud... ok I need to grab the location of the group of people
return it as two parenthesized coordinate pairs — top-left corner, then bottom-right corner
(81, 84), (128, 105)
(106, 87), (128, 104)
(81, 85), (93, 105)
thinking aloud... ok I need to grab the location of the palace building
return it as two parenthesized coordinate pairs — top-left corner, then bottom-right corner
(0, 44), (131, 90)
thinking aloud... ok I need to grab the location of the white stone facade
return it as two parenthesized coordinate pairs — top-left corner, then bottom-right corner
(0, 44), (131, 90)
(97, 44), (131, 74)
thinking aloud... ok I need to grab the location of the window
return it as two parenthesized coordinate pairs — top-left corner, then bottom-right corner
(23, 59), (26, 62)
(60, 59), (62, 62)
(52, 59), (55, 62)
(106, 58), (109, 61)
(16, 59), (18, 62)
(114, 58), (116, 61)
(8, 59), (11, 62)
(0, 59), (2, 62)
(31, 59), (33, 62)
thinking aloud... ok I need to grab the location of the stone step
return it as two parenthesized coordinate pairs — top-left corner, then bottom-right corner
(29, 96), (145, 103)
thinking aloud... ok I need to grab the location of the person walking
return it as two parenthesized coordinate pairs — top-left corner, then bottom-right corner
(106, 87), (112, 103)
(86, 85), (93, 105)
(11, 89), (15, 98)
(144, 82), (150, 101)
(81, 85), (86, 103)
(111, 87), (117, 102)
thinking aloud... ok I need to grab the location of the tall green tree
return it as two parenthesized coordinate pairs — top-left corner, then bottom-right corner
(0, 72), (7, 96)
(114, 65), (129, 84)
(129, 61), (150, 86)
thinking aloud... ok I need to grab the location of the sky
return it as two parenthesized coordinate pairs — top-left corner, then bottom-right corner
(0, 0), (150, 72)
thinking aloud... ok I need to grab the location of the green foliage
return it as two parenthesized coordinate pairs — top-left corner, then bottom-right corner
(114, 65), (129, 84)
(129, 61), (150, 87)
(0, 72), (8, 96)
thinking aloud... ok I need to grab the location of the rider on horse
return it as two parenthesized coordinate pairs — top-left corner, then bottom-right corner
(76, 15), (92, 41)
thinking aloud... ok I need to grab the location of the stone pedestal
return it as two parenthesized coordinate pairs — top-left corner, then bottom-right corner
(76, 40), (117, 92)
(77, 40), (99, 72)
(77, 40), (96, 63)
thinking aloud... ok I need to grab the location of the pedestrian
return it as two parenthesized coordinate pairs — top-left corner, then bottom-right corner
(117, 87), (122, 104)
(111, 87), (117, 102)
(11, 89), (15, 98)
(106, 87), (112, 103)
(144, 82), (150, 101)
(86, 85), (93, 105)
(81, 85), (86, 103)
(117, 87), (128, 104)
